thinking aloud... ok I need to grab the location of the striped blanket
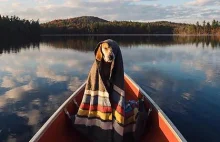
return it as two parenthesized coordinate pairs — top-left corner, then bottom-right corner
(74, 39), (138, 142)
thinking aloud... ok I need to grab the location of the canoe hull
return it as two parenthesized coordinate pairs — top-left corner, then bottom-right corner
(30, 74), (186, 142)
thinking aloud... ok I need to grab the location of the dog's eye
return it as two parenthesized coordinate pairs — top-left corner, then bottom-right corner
(104, 47), (108, 50)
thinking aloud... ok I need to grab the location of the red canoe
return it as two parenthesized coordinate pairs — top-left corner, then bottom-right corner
(30, 74), (186, 142)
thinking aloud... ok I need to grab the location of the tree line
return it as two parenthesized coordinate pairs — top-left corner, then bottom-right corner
(40, 16), (220, 35)
(175, 20), (220, 35)
(1, 15), (220, 36)
(0, 15), (41, 40)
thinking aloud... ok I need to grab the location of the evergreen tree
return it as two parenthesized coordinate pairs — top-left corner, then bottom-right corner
(0, 15), (40, 40)
(196, 21), (200, 34)
(203, 20), (206, 34)
(212, 19), (218, 28)
(206, 22), (211, 34)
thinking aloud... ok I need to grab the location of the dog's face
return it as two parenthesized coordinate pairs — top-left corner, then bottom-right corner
(96, 42), (115, 62)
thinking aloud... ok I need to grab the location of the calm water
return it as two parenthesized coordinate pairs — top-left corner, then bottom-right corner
(1, 36), (220, 142)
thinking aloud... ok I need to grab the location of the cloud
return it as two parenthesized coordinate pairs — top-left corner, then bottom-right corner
(12, 2), (21, 8)
(35, 0), (48, 4)
(64, 0), (81, 7)
(186, 0), (220, 6)
(85, 0), (155, 2)
(1, 0), (219, 23)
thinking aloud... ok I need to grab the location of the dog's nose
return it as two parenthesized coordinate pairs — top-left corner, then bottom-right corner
(109, 55), (114, 60)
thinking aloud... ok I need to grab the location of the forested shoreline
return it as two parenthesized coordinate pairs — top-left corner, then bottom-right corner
(0, 15), (41, 40)
(1, 15), (220, 37)
(41, 16), (220, 35)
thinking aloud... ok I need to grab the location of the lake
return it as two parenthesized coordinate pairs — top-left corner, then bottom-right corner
(0, 36), (220, 142)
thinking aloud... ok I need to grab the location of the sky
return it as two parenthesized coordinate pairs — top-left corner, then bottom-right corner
(0, 0), (220, 24)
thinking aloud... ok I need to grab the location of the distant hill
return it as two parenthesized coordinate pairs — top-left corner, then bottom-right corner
(41, 16), (220, 35)
(42, 16), (184, 27)
(45, 16), (108, 26)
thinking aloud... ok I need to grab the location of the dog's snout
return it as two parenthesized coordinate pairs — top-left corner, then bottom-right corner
(109, 54), (114, 60)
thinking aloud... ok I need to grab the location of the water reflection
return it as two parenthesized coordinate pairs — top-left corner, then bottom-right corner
(41, 36), (220, 51)
(0, 40), (91, 141)
(0, 39), (39, 55)
(0, 36), (220, 142)
(121, 41), (220, 141)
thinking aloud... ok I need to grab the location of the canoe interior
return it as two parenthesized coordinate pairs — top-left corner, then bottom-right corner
(31, 75), (184, 142)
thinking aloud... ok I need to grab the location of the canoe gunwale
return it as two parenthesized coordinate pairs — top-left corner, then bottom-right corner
(124, 73), (187, 142)
(29, 82), (86, 142)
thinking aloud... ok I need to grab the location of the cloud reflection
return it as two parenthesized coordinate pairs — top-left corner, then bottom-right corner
(36, 65), (68, 82)
(0, 81), (36, 108)
(68, 77), (84, 92)
(0, 36), (220, 142)
(1, 76), (16, 88)
(0, 66), (25, 76)
(182, 92), (192, 101)
(16, 109), (40, 125)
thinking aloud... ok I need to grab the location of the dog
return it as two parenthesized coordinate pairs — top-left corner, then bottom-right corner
(95, 42), (115, 93)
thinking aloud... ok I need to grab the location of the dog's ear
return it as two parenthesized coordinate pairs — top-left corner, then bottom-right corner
(96, 44), (102, 61)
